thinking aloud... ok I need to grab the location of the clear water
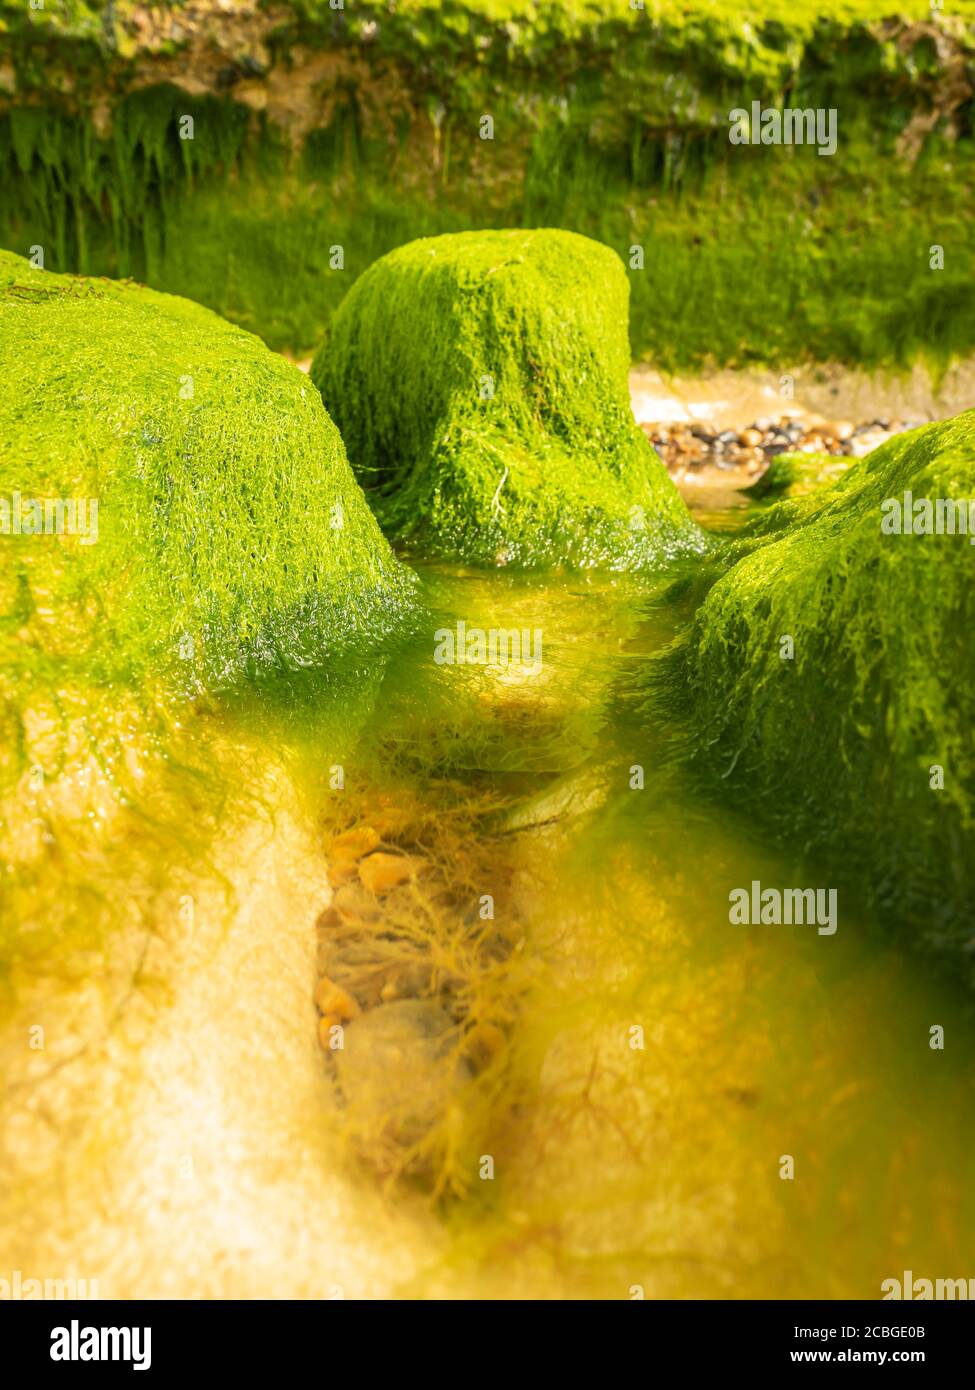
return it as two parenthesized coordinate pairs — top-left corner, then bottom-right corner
(294, 495), (975, 1298)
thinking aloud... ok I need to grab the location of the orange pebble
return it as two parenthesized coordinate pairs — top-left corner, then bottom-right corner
(314, 976), (361, 1021)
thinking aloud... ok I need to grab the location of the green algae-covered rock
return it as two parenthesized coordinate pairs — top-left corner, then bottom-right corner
(0, 249), (417, 696)
(653, 412), (975, 973)
(312, 229), (705, 569)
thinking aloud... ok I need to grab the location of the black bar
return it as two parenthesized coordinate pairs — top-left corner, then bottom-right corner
(3, 1298), (968, 1374)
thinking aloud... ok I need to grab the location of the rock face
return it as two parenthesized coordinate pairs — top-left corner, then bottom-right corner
(313, 229), (705, 570)
(652, 411), (975, 975)
(0, 248), (417, 698)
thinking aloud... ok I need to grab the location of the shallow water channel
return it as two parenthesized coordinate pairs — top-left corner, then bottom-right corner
(3, 486), (973, 1300)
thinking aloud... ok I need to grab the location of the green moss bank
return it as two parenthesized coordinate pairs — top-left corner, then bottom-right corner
(650, 412), (975, 975)
(312, 228), (703, 568)
(0, 248), (416, 707)
(1, 3), (974, 368)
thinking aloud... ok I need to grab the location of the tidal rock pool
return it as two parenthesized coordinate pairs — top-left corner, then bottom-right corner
(3, 478), (973, 1299)
(2, 0), (973, 1318)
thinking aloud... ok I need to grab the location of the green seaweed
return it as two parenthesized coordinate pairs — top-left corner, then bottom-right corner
(647, 413), (975, 975)
(312, 228), (705, 569)
(0, 247), (417, 707)
(0, 247), (416, 993)
(747, 451), (855, 499)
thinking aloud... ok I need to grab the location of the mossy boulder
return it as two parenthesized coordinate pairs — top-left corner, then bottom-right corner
(0, 249), (417, 699)
(652, 412), (975, 974)
(312, 229), (705, 569)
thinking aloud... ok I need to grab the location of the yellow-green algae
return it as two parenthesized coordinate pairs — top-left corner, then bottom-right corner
(647, 412), (975, 976)
(0, 247), (417, 703)
(748, 451), (855, 500)
(0, 247), (419, 1007)
(313, 229), (706, 569)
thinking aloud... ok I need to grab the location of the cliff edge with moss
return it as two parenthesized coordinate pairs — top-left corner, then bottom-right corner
(1, 1), (973, 368)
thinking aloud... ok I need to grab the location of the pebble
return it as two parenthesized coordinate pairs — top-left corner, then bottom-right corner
(642, 413), (916, 478)
(327, 859), (358, 888)
(317, 936), (433, 1008)
(314, 975), (361, 1021)
(328, 825), (380, 861)
(358, 851), (425, 895)
(315, 884), (384, 935)
(846, 431), (889, 458)
(318, 1015), (344, 1049)
(333, 1000), (473, 1147)
(316, 902), (342, 931)
(464, 1022), (506, 1070)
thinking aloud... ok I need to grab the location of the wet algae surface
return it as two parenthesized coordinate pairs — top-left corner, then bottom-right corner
(313, 229), (705, 569)
(648, 413), (975, 984)
(0, 248), (416, 699)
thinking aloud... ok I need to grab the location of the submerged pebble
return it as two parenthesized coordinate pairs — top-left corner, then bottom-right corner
(333, 1001), (473, 1149)
(358, 851), (425, 895)
(314, 975), (361, 1022)
(328, 825), (381, 861)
